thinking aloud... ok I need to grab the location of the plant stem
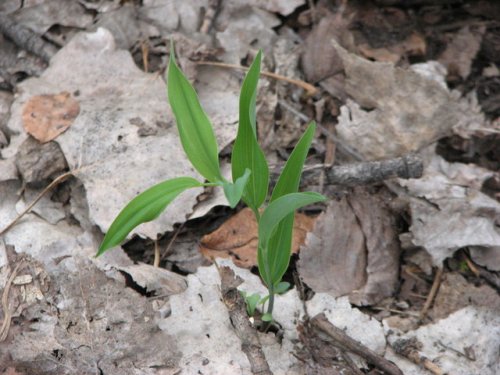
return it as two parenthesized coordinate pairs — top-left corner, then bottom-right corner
(252, 206), (261, 223)
(266, 289), (275, 316)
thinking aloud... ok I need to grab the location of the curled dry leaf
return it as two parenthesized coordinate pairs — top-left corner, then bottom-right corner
(22, 92), (79, 143)
(299, 187), (399, 306)
(199, 207), (315, 268)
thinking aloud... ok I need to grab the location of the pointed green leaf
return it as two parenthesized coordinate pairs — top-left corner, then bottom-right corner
(270, 122), (316, 202)
(222, 168), (251, 208)
(168, 46), (222, 183)
(258, 192), (326, 287)
(274, 281), (291, 295)
(97, 177), (202, 256)
(264, 122), (317, 288)
(231, 51), (269, 210)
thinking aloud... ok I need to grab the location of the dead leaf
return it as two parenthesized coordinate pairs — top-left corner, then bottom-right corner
(469, 246), (500, 271)
(117, 263), (187, 296)
(298, 197), (366, 297)
(216, 6), (280, 63)
(430, 272), (500, 320)
(199, 208), (315, 268)
(358, 32), (426, 63)
(1, 368), (25, 375)
(22, 92), (79, 143)
(399, 151), (500, 267)
(439, 26), (485, 80)
(12, 0), (92, 34)
(299, 188), (399, 306)
(386, 307), (500, 375)
(302, 13), (354, 83)
(252, 0), (305, 16)
(333, 40), (485, 159)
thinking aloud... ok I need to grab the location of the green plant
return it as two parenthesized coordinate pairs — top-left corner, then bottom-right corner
(97, 46), (326, 320)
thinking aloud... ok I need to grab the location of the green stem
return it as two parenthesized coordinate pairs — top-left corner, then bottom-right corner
(266, 288), (275, 317)
(252, 206), (261, 223)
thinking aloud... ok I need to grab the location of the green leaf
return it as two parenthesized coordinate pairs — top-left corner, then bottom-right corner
(270, 122), (316, 202)
(258, 192), (326, 287)
(274, 281), (291, 295)
(222, 169), (251, 208)
(243, 292), (262, 316)
(231, 51), (269, 211)
(261, 313), (273, 322)
(168, 45), (223, 183)
(97, 177), (202, 257)
(264, 122), (317, 289)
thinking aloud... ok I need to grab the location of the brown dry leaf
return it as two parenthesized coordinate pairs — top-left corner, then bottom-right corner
(298, 188), (400, 306)
(358, 32), (426, 63)
(1, 368), (25, 375)
(199, 208), (316, 268)
(430, 272), (500, 321)
(302, 12), (354, 83)
(22, 92), (79, 143)
(439, 26), (485, 80)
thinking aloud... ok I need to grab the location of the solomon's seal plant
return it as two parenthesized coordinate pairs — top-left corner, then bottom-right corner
(97, 45), (326, 320)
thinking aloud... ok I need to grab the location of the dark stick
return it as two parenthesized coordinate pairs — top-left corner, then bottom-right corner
(326, 154), (423, 186)
(0, 14), (57, 62)
(311, 313), (403, 375)
(276, 154), (423, 187)
(217, 265), (273, 375)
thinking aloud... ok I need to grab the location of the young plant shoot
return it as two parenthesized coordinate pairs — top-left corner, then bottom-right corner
(97, 46), (326, 320)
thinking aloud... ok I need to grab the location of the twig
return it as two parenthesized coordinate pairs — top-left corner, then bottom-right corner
(464, 254), (500, 291)
(339, 349), (364, 375)
(197, 61), (318, 96)
(0, 260), (25, 342)
(280, 154), (423, 187)
(199, 0), (222, 34)
(153, 239), (160, 267)
(0, 171), (73, 236)
(216, 264), (273, 375)
(141, 40), (149, 73)
(0, 14), (57, 62)
(311, 313), (404, 375)
(420, 267), (443, 320)
(326, 154), (423, 185)
(369, 306), (420, 317)
(391, 337), (445, 375)
(160, 221), (186, 261)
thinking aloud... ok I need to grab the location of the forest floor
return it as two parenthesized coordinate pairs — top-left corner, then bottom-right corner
(0, 0), (499, 374)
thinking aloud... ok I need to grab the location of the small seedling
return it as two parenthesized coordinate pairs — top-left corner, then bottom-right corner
(97, 45), (326, 320)
(241, 281), (290, 322)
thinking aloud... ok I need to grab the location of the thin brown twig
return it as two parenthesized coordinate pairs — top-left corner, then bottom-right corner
(160, 221), (186, 261)
(0, 260), (25, 342)
(141, 40), (149, 73)
(153, 239), (160, 267)
(197, 60), (318, 96)
(392, 337), (444, 375)
(0, 171), (73, 236)
(199, 0), (222, 34)
(420, 267), (444, 320)
(311, 313), (403, 375)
